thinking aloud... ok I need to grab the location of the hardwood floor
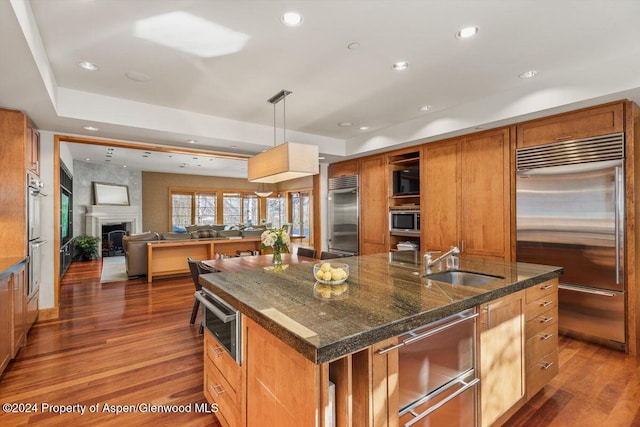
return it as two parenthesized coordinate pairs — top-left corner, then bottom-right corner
(1, 259), (639, 426)
(505, 335), (640, 427)
(0, 259), (221, 426)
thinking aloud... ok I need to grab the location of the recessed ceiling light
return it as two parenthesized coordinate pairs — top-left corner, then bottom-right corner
(392, 61), (409, 71)
(419, 105), (432, 111)
(82, 125), (99, 131)
(122, 165), (127, 168)
(456, 26), (479, 39)
(281, 11), (303, 26)
(186, 139), (197, 144)
(142, 154), (149, 158)
(338, 122), (352, 127)
(125, 70), (151, 82)
(519, 70), (538, 79)
(347, 42), (360, 50)
(318, 156), (326, 160)
(78, 61), (99, 71)
(359, 126), (369, 130)
(85, 158), (90, 161)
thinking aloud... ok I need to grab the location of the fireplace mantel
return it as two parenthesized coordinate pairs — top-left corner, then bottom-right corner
(85, 205), (142, 238)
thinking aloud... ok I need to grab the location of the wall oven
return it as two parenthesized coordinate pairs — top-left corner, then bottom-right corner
(390, 210), (420, 237)
(195, 287), (241, 364)
(27, 173), (46, 297)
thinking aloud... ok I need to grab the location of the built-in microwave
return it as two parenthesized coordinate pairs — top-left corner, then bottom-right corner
(390, 210), (420, 236)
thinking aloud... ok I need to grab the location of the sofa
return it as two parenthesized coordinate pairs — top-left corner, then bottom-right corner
(122, 226), (266, 277)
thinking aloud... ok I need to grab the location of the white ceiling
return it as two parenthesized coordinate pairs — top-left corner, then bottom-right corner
(3, 0), (640, 176)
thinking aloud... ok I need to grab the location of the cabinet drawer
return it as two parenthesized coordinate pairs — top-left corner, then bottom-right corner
(205, 331), (241, 395)
(526, 350), (559, 399)
(526, 323), (558, 366)
(525, 280), (557, 303)
(526, 306), (558, 337)
(516, 103), (624, 148)
(204, 364), (239, 427)
(525, 295), (557, 321)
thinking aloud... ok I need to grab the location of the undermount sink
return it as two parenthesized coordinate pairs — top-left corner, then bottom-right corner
(424, 270), (504, 287)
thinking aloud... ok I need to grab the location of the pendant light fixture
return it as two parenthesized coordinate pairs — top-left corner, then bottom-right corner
(254, 183), (273, 198)
(248, 90), (319, 183)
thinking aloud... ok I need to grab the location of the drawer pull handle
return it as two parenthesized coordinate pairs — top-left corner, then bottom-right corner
(210, 384), (225, 396)
(539, 317), (553, 324)
(540, 333), (554, 341)
(540, 301), (553, 308)
(540, 284), (554, 290)
(539, 361), (554, 370)
(555, 135), (573, 141)
(210, 346), (224, 357)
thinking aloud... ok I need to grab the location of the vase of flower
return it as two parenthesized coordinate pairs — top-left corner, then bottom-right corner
(261, 226), (290, 272)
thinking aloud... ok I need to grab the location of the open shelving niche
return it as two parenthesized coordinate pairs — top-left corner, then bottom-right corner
(387, 150), (421, 252)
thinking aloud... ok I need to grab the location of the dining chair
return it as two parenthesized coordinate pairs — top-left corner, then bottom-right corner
(320, 251), (345, 260)
(297, 247), (317, 259)
(187, 257), (218, 334)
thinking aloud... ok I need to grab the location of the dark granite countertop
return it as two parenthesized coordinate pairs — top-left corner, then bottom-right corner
(199, 252), (563, 364)
(0, 257), (28, 281)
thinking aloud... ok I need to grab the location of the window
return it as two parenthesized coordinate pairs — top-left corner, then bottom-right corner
(170, 191), (216, 231)
(290, 192), (310, 237)
(223, 192), (259, 226)
(266, 196), (286, 228)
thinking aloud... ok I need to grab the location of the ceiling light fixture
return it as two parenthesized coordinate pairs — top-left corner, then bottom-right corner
(82, 125), (99, 131)
(359, 126), (369, 130)
(456, 26), (479, 39)
(347, 42), (360, 50)
(338, 122), (352, 127)
(125, 70), (151, 82)
(78, 61), (99, 71)
(419, 105), (432, 111)
(519, 70), (538, 79)
(186, 139), (197, 144)
(281, 11), (303, 26)
(392, 61), (409, 71)
(248, 90), (319, 184)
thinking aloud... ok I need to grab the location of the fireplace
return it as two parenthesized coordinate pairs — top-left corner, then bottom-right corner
(102, 223), (128, 257)
(85, 205), (142, 258)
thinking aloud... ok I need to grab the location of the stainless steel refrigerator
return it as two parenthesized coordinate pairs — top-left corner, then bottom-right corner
(516, 133), (626, 350)
(327, 175), (359, 255)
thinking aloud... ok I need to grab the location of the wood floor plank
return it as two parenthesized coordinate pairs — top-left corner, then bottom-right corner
(0, 259), (221, 426)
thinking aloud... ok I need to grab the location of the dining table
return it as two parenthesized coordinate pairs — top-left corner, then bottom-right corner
(201, 253), (316, 272)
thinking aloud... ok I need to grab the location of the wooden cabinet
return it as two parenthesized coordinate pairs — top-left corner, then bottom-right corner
(26, 119), (40, 175)
(0, 108), (38, 259)
(524, 278), (559, 400)
(359, 154), (388, 255)
(423, 128), (511, 260)
(516, 102), (624, 148)
(479, 289), (525, 427)
(204, 330), (242, 427)
(11, 264), (26, 358)
(244, 316), (321, 427)
(328, 159), (358, 178)
(0, 274), (12, 374)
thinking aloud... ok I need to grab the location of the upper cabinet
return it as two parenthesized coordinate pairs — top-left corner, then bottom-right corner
(516, 102), (624, 148)
(328, 159), (359, 178)
(423, 128), (511, 261)
(26, 119), (41, 176)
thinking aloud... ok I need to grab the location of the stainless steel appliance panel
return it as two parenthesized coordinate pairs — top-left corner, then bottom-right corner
(195, 288), (241, 364)
(328, 175), (358, 255)
(558, 284), (625, 346)
(396, 309), (477, 412)
(516, 159), (623, 292)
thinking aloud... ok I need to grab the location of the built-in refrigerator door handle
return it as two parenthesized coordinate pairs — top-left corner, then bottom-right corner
(614, 166), (624, 285)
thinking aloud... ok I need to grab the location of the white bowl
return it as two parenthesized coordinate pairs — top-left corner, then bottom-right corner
(313, 262), (349, 285)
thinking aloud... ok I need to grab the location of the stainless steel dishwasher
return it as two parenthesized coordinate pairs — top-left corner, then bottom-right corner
(379, 308), (479, 426)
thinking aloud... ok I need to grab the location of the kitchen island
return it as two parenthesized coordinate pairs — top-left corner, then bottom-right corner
(199, 252), (562, 427)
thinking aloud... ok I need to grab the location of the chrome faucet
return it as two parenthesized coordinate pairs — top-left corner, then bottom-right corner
(424, 246), (460, 274)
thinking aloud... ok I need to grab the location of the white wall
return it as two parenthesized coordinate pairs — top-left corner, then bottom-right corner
(319, 164), (328, 252)
(38, 130), (55, 310)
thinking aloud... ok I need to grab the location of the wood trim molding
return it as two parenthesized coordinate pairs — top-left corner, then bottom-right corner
(37, 307), (60, 322)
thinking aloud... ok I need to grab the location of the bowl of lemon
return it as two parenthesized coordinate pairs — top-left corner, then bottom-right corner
(313, 262), (349, 285)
